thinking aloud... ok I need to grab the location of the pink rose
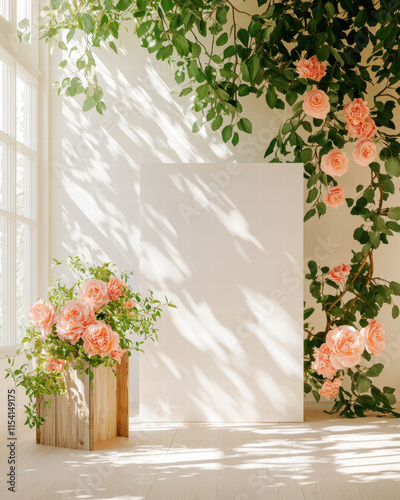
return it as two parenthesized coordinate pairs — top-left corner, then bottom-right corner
(78, 279), (110, 311)
(29, 300), (56, 339)
(110, 346), (127, 364)
(56, 301), (96, 345)
(346, 116), (376, 139)
(328, 263), (351, 283)
(361, 319), (386, 356)
(123, 298), (137, 316)
(296, 56), (326, 81)
(344, 98), (370, 124)
(321, 149), (349, 177)
(325, 185), (345, 208)
(44, 356), (65, 373)
(107, 276), (127, 301)
(302, 89), (330, 119)
(353, 138), (377, 166)
(319, 377), (341, 400)
(326, 325), (364, 369)
(82, 322), (119, 358)
(312, 343), (337, 380)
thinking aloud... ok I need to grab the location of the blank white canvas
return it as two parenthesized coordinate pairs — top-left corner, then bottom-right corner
(139, 163), (303, 422)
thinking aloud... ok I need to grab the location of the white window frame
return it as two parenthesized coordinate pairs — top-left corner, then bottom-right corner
(0, 0), (47, 356)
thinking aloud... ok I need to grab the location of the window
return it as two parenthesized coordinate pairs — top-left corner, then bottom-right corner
(0, 1), (39, 349)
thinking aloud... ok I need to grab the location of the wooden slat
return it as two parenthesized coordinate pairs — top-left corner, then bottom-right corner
(90, 362), (117, 449)
(55, 363), (90, 450)
(36, 394), (56, 446)
(116, 352), (129, 437)
(37, 356), (129, 450)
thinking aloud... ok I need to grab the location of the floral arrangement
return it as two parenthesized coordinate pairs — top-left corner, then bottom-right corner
(6, 256), (175, 428)
(20, 1), (400, 417)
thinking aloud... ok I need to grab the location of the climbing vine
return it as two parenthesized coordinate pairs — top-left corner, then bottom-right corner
(21, 0), (400, 416)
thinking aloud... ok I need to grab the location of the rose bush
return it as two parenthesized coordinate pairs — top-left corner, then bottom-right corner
(6, 256), (175, 428)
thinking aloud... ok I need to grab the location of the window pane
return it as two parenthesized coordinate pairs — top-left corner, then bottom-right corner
(0, 0), (10, 22)
(16, 74), (35, 150)
(16, 221), (35, 342)
(17, 0), (32, 30)
(0, 142), (5, 210)
(16, 153), (35, 219)
(0, 217), (4, 345)
(0, 58), (8, 136)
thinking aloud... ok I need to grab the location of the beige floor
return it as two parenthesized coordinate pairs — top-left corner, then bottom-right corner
(1, 406), (400, 500)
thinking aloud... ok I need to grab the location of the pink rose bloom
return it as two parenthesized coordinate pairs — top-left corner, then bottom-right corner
(82, 321), (120, 358)
(44, 356), (66, 373)
(123, 298), (137, 316)
(319, 377), (341, 400)
(303, 89), (330, 119)
(296, 56), (326, 81)
(107, 276), (127, 301)
(110, 346), (127, 364)
(78, 279), (110, 312)
(344, 98), (370, 124)
(56, 301), (96, 345)
(326, 325), (364, 369)
(361, 319), (386, 355)
(321, 149), (349, 177)
(312, 344), (337, 380)
(346, 116), (377, 139)
(325, 185), (345, 208)
(328, 263), (351, 283)
(353, 138), (377, 166)
(29, 300), (56, 339)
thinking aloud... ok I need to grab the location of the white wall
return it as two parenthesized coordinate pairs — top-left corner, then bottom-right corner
(48, 24), (400, 408)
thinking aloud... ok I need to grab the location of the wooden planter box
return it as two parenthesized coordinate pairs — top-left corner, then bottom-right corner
(36, 353), (129, 450)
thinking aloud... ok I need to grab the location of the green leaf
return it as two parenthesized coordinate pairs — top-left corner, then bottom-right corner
(216, 33), (228, 46)
(385, 157), (400, 177)
(369, 230), (380, 248)
(222, 125), (233, 143)
(304, 208), (316, 221)
(51, 0), (63, 9)
(116, 0), (133, 10)
(317, 45), (330, 62)
(82, 96), (96, 112)
(237, 118), (252, 134)
(211, 115), (223, 131)
(192, 120), (202, 133)
(66, 28), (75, 43)
(286, 91), (297, 106)
(306, 188), (318, 204)
(248, 55), (260, 81)
(58, 41), (68, 50)
(18, 18), (30, 29)
(365, 363), (384, 377)
(232, 132), (239, 146)
(324, 2), (335, 19)
(161, 0), (174, 13)
(172, 33), (189, 56)
(312, 390), (320, 402)
(300, 148), (312, 163)
(391, 281), (400, 295)
(237, 28), (249, 46)
(308, 260), (317, 276)
(388, 207), (400, 220)
(216, 6), (228, 25)
(266, 86), (277, 108)
(392, 305), (399, 319)
(81, 14), (95, 35)
(357, 376), (372, 393)
(96, 101), (107, 115)
(281, 122), (293, 135)
(329, 46), (344, 64)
